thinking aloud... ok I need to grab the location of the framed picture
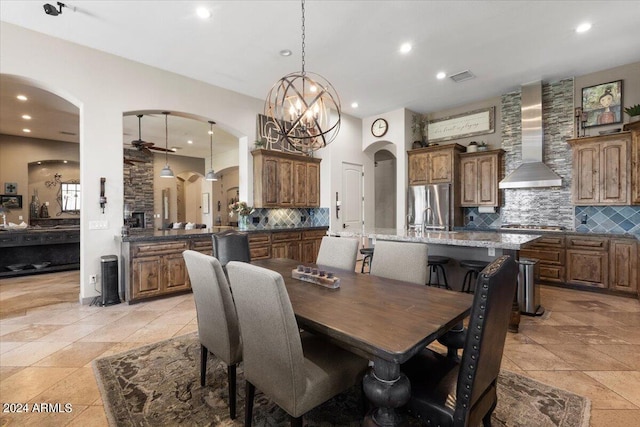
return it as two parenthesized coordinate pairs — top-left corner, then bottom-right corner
(427, 107), (495, 143)
(202, 193), (210, 214)
(1, 195), (22, 209)
(581, 80), (623, 128)
(4, 183), (17, 194)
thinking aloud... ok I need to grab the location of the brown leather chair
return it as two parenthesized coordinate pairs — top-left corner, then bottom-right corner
(226, 261), (368, 427)
(402, 255), (518, 427)
(183, 250), (242, 419)
(212, 230), (251, 273)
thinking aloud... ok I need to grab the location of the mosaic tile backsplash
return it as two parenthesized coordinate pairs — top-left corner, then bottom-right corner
(575, 206), (640, 237)
(247, 207), (330, 229)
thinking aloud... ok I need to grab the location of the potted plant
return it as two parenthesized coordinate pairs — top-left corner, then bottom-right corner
(411, 114), (428, 147)
(254, 138), (267, 149)
(624, 104), (640, 123)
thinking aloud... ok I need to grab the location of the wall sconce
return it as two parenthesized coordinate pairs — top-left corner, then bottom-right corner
(335, 192), (341, 219)
(99, 177), (107, 213)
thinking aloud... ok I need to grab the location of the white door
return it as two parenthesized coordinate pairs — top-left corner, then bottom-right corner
(341, 162), (363, 229)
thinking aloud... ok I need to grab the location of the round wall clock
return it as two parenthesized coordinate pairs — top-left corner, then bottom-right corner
(371, 118), (388, 138)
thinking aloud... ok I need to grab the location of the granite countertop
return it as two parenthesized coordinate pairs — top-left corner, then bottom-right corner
(331, 228), (541, 250)
(117, 225), (329, 242)
(0, 226), (80, 233)
(456, 227), (639, 241)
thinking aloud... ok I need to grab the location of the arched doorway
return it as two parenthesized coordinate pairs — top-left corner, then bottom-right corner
(374, 149), (396, 228)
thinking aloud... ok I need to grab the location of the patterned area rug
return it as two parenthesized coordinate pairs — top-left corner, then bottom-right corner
(93, 333), (590, 427)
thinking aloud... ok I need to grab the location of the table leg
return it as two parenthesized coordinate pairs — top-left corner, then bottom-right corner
(362, 358), (410, 427)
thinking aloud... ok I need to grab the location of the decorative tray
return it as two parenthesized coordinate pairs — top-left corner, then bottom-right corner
(291, 267), (340, 289)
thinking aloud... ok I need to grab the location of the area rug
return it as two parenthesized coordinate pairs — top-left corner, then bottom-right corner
(93, 333), (590, 427)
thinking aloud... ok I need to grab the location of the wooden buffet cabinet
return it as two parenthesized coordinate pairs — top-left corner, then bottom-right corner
(459, 149), (504, 207)
(521, 233), (638, 295)
(252, 149), (321, 208)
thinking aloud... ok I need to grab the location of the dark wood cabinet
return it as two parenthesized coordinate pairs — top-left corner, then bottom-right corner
(624, 120), (640, 204)
(459, 150), (504, 207)
(609, 238), (638, 294)
(247, 228), (327, 264)
(565, 236), (609, 289)
(252, 150), (321, 208)
(521, 235), (566, 284)
(408, 144), (464, 186)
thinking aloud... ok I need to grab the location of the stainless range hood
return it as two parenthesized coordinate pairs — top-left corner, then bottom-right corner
(499, 81), (562, 189)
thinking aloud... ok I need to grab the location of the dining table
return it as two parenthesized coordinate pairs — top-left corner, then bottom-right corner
(252, 257), (474, 427)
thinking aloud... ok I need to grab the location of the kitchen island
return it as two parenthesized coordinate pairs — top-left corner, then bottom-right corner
(118, 225), (329, 303)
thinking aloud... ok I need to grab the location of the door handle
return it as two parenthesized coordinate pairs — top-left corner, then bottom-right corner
(343, 223), (348, 228)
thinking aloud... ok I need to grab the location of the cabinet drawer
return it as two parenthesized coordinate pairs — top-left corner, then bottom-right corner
(250, 245), (271, 260)
(0, 234), (20, 246)
(520, 248), (565, 266)
(248, 233), (271, 245)
(539, 265), (565, 283)
(271, 231), (302, 242)
(530, 235), (565, 248)
(191, 239), (213, 254)
(302, 229), (327, 240)
(133, 241), (189, 257)
(566, 236), (608, 251)
(42, 233), (66, 243)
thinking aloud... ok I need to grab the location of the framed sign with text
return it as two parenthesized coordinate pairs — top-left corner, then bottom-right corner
(427, 107), (495, 143)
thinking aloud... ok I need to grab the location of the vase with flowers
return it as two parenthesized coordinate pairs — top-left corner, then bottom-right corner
(229, 201), (254, 229)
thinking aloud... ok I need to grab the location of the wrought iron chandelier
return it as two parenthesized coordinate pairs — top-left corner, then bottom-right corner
(264, 0), (341, 153)
(205, 121), (217, 181)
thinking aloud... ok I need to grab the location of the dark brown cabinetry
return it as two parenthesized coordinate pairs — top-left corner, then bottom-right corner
(252, 150), (321, 208)
(520, 235), (566, 284)
(624, 120), (640, 204)
(247, 228), (327, 264)
(609, 238), (638, 294)
(566, 236), (609, 289)
(459, 149), (504, 207)
(567, 133), (632, 206)
(408, 144), (464, 186)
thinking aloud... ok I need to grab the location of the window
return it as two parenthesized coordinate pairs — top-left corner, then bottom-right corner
(60, 182), (81, 212)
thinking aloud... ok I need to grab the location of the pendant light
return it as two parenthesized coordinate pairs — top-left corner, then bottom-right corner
(205, 120), (217, 181)
(264, 0), (341, 153)
(159, 112), (175, 178)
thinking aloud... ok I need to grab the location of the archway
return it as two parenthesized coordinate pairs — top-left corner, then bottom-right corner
(374, 149), (397, 228)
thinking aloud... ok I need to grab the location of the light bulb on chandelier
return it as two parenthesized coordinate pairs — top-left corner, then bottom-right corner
(264, 0), (341, 153)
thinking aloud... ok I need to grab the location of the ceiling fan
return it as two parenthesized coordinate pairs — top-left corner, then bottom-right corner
(123, 156), (146, 166)
(126, 114), (173, 154)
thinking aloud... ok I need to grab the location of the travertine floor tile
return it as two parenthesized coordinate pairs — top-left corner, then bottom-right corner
(554, 325), (630, 345)
(590, 409), (640, 427)
(0, 366), (76, 401)
(34, 367), (101, 405)
(517, 325), (582, 345)
(584, 371), (640, 407)
(0, 365), (24, 381)
(596, 325), (640, 345)
(174, 323), (198, 336)
(0, 341), (25, 354)
(77, 323), (140, 343)
(1, 324), (63, 341)
(35, 323), (105, 342)
(122, 322), (184, 343)
(0, 404), (86, 427)
(34, 342), (114, 368)
(1, 341), (71, 366)
(147, 308), (197, 325)
(501, 344), (575, 370)
(590, 344), (640, 370)
(66, 405), (109, 427)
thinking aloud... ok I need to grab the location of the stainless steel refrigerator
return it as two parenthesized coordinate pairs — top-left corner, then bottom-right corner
(407, 183), (451, 232)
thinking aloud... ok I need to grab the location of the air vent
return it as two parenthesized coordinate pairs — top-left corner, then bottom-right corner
(59, 131), (77, 136)
(449, 70), (475, 83)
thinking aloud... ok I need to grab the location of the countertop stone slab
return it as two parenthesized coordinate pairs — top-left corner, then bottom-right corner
(331, 228), (541, 250)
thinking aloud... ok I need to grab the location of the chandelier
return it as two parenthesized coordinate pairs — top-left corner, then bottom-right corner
(264, 0), (341, 153)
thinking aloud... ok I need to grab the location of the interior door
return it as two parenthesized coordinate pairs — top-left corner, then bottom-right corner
(341, 162), (363, 229)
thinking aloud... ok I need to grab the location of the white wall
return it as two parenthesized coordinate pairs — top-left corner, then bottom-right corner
(0, 23), (368, 302)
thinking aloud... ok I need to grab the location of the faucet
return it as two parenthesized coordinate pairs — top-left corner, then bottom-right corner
(422, 207), (433, 234)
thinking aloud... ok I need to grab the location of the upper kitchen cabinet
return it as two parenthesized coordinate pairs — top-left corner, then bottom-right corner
(408, 144), (464, 186)
(252, 149), (321, 208)
(459, 149), (504, 207)
(624, 120), (640, 204)
(567, 132), (632, 205)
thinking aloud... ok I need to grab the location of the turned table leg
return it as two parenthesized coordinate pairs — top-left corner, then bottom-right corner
(362, 358), (411, 427)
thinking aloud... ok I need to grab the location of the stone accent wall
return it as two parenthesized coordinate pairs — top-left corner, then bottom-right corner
(123, 149), (154, 229)
(500, 78), (575, 228)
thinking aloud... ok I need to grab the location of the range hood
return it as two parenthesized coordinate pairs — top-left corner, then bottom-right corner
(499, 81), (562, 189)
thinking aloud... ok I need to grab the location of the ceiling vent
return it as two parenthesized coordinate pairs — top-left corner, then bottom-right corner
(449, 70), (475, 83)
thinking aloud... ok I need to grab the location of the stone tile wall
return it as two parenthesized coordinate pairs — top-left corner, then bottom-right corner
(123, 148), (154, 229)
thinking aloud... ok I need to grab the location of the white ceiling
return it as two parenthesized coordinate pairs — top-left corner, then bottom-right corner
(1, 1), (640, 152)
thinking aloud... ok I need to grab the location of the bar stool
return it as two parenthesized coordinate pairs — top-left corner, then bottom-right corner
(360, 247), (374, 273)
(460, 259), (490, 293)
(427, 255), (451, 289)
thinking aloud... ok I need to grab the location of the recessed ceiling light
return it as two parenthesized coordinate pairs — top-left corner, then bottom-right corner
(22, 128), (31, 133)
(37, 161), (42, 165)
(22, 114), (32, 120)
(187, 140), (193, 144)
(196, 7), (211, 19)
(17, 95), (28, 101)
(576, 22), (592, 33)
(280, 49), (292, 57)
(171, 147), (178, 152)
(351, 102), (359, 109)
(436, 72), (447, 80)
(63, 160), (68, 163)
(400, 43), (412, 54)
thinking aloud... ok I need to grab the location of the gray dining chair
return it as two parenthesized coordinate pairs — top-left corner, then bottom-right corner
(182, 250), (242, 419)
(315, 236), (359, 271)
(402, 255), (519, 427)
(369, 240), (429, 285)
(226, 261), (368, 427)
(212, 230), (251, 267)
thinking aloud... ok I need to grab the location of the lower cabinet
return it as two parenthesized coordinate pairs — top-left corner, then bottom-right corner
(247, 228), (327, 264)
(566, 249), (609, 289)
(520, 235), (565, 283)
(609, 238), (638, 293)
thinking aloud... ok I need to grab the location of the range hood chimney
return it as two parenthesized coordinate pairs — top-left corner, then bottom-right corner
(499, 81), (562, 189)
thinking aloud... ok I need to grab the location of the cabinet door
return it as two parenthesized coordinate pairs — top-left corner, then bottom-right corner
(301, 239), (319, 263)
(477, 155), (498, 205)
(600, 141), (628, 204)
(164, 253), (190, 291)
(566, 249), (608, 288)
(263, 157), (279, 206)
(132, 256), (162, 299)
(572, 143), (599, 205)
(306, 162), (320, 207)
(408, 152), (428, 185)
(278, 159), (294, 207)
(632, 128), (640, 204)
(428, 151), (453, 183)
(293, 161), (308, 207)
(460, 157), (478, 206)
(609, 239), (638, 293)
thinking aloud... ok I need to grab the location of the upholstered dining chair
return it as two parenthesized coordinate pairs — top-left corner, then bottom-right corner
(369, 240), (429, 285)
(402, 255), (519, 427)
(182, 250), (242, 420)
(226, 261), (368, 427)
(315, 236), (359, 271)
(212, 230), (251, 273)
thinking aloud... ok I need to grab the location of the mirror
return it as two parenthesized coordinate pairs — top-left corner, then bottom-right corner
(59, 181), (81, 213)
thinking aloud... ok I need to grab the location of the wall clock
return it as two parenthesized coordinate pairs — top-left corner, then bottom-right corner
(371, 118), (388, 138)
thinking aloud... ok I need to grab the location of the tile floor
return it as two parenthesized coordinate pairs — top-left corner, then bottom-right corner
(1, 270), (639, 426)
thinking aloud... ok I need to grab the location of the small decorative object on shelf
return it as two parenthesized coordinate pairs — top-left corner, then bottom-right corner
(467, 141), (478, 153)
(477, 141), (489, 151)
(292, 265), (340, 289)
(624, 104), (640, 123)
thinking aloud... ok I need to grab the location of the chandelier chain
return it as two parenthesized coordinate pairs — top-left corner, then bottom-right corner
(301, 0), (305, 75)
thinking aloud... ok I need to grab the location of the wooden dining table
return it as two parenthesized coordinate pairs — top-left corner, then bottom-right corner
(252, 258), (474, 427)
